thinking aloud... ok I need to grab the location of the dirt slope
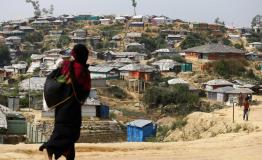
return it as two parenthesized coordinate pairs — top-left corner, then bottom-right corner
(1, 98), (262, 160)
(0, 131), (262, 160)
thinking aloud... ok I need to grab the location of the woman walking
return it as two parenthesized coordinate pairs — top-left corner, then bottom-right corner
(40, 44), (91, 160)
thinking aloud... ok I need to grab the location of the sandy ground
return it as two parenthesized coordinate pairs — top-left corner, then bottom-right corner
(0, 132), (262, 160)
(0, 95), (262, 160)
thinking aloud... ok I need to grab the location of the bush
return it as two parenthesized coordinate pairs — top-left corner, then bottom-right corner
(119, 108), (146, 117)
(245, 69), (256, 79)
(156, 125), (170, 141)
(162, 103), (197, 116)
(233, 124), (242, 132)
(138, 35), (167, 53)
(209, 59), (247, 78)
(24, 31), (44, 43)
(145, 136), (157, 142)
(0, 44), (11, 67)
(57, 35), (70, 48)
(20, 96), (29, 108)
(107, 86), (127, 99)
(171, 118), (187, 130)
(180, 33), (207, 49)
(222, 38), (232, 46)
(100, 24), (124, 39)
(143, 84), (200, 115)
(234, 43), (244, 49)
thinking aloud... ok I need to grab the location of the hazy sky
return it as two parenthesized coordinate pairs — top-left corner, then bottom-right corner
(1, 0), (261, 27)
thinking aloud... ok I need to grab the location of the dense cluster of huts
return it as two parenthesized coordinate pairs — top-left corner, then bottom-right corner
(0, 13), (262, 142)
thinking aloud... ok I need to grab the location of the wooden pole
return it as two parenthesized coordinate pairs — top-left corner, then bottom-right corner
(233, 102), (235, 123)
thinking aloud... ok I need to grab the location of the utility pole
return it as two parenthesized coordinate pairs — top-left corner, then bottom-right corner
(233, 102), (235, 123)
(230, 97), (236, 123)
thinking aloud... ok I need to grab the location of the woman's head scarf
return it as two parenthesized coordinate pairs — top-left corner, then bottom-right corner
(70, 44), (89, 65)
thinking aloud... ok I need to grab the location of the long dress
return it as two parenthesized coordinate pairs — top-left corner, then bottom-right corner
(40, 61), (90, 160)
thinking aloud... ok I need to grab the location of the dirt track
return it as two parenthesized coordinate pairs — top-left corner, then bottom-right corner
(1, 96), (262, 160)
(0, 131), (262, 160)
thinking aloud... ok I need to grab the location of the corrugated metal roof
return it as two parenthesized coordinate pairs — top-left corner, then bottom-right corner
(152, 59), (181, 71)
(112, 34), (122, 40)
(83, 98), (101, 106)
(132, 15), (143, 19)
(227, 88), (254, 94)
(168, 78), (189, 85)
(32, 20), (50, 24)
(126, 32), (142, 38)
(184, 43), (245, 54)
(126, 42), (143, 46)
(73, 29), (85, 33)
(208, 86), (254, 94)
(89, 66), (115, 73)
(113, 58), (134, 64)
(127, 119), (152, 128)
(19, 26), (34, 30)
(119, 64), (155, 72)
(209, 86), (235, 93)
(6, 36), (21, 40)
(31, 54), (45, 60)
(115, 17), (126, 20)
(110, 51), (140, 56)
(107, 62), (126, 68)
(205, 79), (233, 86)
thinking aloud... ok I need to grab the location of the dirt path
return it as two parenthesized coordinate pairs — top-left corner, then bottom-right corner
(1, 96), (262, 160)
(0, 131), (262, 160)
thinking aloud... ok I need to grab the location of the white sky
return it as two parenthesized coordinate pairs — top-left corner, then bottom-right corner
(1, 0), (262, 27)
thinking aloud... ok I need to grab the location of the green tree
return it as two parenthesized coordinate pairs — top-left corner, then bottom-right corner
(131, 0), (137, 15)
(246, 32), (262, 43)
(251, 14), (262, 27)
(57, 35), (71, 48)
(24, 31), (44, 43)
(0, 45), (11, 67)
(222, 38), (232, 46)
(234, 43), (244, 49)
(138, 35), (167, 53)
(143, 84), (199, 115)
(210, 59), (247, 78)
(180, 33), (207, 49)
(214, 17), (225, 25)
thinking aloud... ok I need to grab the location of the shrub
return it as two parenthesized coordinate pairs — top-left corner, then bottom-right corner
(24, 31), (44, 43)
(20, 96), (29, 108)
(109, 112), (117, 119)
(245, 69), (256, 79)
(209, 59), (247, 78)
(119, 108), (146, 117)
(233, 124), (242, 132)
(171, 118), (187, 130)
(145, 136), (157, 142)
(156, 125), (170, 141)
(138, 35), (167, 53)
(180, 33), (207, 49)
(143, 84), (200, 115)
(107, 86), (127, 99)
(57, 35), (70, 48)
(0, 44), (11, 66)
